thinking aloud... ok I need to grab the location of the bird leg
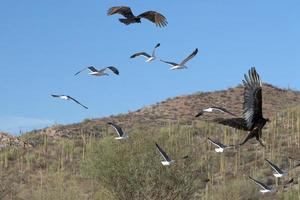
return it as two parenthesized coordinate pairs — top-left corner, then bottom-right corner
(239, 132), (254, 146)
(255, 130), (266, 147)
(256, 137), (266, 147)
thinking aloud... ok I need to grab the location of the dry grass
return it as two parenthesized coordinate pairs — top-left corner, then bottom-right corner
(0, 84), (300, 199)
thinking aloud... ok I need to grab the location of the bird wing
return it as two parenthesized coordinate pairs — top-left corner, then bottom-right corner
(243, 67), (263, 130)
(108, 122), (124, 137)
(179, 48), (198, 66)
(207, 137), (224, 148)
(213, 117), (248, 131)
(211, 106), (238, 117)
(67, 96), (88, 109)
(51, 94), (61, 98)
(284, 178), (294, 189)
(249, 176), (270, 190)
(155, 143), (171, 162)
(74, 66), (98, 76)
(99, 66), (119, 75)
(130, 52), (151, 59)
(87, 66), (98, 72)
(151, 43), (160, 57)
(74, 67), (89, 76)
(160, 59), (178, 67)
(107, 6), (135, 18)
(137, 11), (168, 27)
(107, 66), (119, 75)
(195, 111), (204, 117)
(290, 162), (300, 170)
(265, 159), (284, 174)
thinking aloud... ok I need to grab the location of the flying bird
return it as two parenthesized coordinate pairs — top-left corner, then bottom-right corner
(107, 6), (167, 27)
(107, 122), (128, 140)
(195, 106), (237, 117)
(155, 143), (187, 166)
(74, 66), (119, 76)
(265, 159), (286, 178)
(249, 176), (276, 193)
(160, 48), (198, 70)
(155, 143), (173, 166)
(212, 67), (269, 147)
(207, 137), (235, 153)
(130, 43), (160, 62)
(51, 94), (88, 109)
(265, 159), (300, 178)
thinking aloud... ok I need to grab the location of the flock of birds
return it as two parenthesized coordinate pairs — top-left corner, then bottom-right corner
(48, 5), (299, 195)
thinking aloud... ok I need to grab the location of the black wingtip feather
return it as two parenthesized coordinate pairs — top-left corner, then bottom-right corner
(195, 111), (203, 117)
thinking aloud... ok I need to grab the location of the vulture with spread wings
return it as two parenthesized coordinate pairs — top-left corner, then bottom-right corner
(107, 6), (168, 27)
(213, 67), (269, 147)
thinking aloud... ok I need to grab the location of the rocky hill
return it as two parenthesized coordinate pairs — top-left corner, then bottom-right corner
(24, 83), (300, 141)
(0, 132), (31, 149)
(1, 83), (300, 200)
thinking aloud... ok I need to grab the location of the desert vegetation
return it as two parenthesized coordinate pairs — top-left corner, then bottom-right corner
(0, 102), (300, 199)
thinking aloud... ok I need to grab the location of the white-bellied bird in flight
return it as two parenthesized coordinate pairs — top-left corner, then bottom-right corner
(155, 143), (188, 166)
(51, 94), (88, 109)
(107, 122), (128, 140)
(265, 159), (300, 178)
(207, 137), (235, 153)
(195, 106), (237, 117)
(265, 159), (286, 178)
(107, 6), (168, 27)
(248, 176), (276, 193)
(130, 43), (160, 62)
(160, 48), (198, 70)
(74, 66), (119, 77)
(155, 143), (174, 166)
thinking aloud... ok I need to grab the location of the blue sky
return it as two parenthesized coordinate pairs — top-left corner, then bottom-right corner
(0, 0), (299, 134)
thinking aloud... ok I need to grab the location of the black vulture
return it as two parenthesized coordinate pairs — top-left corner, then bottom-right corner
(213, 67), (269, 147)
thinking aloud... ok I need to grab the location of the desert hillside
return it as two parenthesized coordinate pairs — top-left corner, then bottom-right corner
(0, 84), (300, 200)
(23, 83), (300, 141)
